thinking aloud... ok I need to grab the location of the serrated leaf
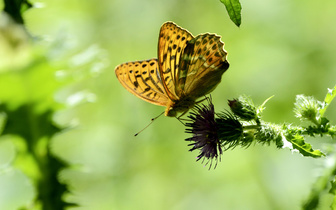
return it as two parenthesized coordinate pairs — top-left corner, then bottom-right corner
(0, 22), (73, 208)
(220, 0), (242, 27)
(289, 134), (325, 157)
(319, 85), (336, 117)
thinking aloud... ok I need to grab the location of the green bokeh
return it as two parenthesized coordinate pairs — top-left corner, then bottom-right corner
(1, 0), (336, 209)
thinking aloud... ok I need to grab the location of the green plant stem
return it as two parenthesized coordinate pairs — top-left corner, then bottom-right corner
(243, 125), (261, 130)
(311, 118), (320, 127)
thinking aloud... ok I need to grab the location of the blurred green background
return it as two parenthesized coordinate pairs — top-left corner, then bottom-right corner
(1, 0), (336, 209)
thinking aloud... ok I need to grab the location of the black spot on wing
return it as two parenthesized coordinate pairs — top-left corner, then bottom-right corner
(163, 67), (171, 74)
(162, 53), (167, 62)
(143, 87), (150, 92)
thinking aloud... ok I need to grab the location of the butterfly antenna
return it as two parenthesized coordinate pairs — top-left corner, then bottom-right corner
(134, 111), (164, 136)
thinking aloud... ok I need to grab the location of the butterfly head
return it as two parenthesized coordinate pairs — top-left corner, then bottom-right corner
(165, 108), (178, 117)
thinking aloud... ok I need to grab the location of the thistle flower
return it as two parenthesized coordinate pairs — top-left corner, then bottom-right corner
(185, 98), (244, 169)
(185, 100), (221, 168)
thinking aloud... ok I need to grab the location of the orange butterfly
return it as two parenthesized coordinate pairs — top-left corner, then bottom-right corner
(115, 22), (229, 117)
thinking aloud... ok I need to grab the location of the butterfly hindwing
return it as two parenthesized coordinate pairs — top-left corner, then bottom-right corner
(115, 22), (230, 117)
(158, 22), (194, 100)
(177, 33), (230, 98)
(115, 59), (170, 106)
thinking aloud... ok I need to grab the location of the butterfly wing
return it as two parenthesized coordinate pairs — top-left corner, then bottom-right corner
(115, 58), (170, 106)
(157, 22), (194, 100)
(176, 33), (230, 98)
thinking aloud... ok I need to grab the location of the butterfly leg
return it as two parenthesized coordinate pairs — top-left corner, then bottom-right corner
(195, 95), (212, 105)
(176, 95), (213, 124)
(175, 111), (190, 125)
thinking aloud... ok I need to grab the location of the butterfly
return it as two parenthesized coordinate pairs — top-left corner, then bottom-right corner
(115, 22), (229, 117)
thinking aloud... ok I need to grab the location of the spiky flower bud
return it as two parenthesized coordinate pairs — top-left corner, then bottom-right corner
(294, 95), (322, 124)
(228, 96), (257, 121)
(216, 111), (244, 149)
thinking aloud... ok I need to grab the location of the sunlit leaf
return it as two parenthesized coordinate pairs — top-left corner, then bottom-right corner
(219, 0), (242, 27)
(319, 85), (336, 117)
(288, 134), (325, 158)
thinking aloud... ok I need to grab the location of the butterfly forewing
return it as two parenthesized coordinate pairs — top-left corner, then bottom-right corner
(177, 34), (230, 98)
(158, 22), (194, 100)
(115, 59), (170, 106)
(115, 22), (230, 117)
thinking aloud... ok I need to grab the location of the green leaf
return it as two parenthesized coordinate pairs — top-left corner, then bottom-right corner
(330, 179), (336, 196)
(3, 0), (33, 24)
(330, 179), (336, 209)
(0, 20), (75, 208)
(288, 134), (325, 158)
(0, 112), (6, 136)
(219, 0), (242, 27)
(303, 155), (336, 209)
(319, 85), (336, 117)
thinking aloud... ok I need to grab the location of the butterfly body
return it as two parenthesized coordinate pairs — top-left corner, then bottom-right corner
(165, 95), (197, 117)
(115, 22), (229, 117)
